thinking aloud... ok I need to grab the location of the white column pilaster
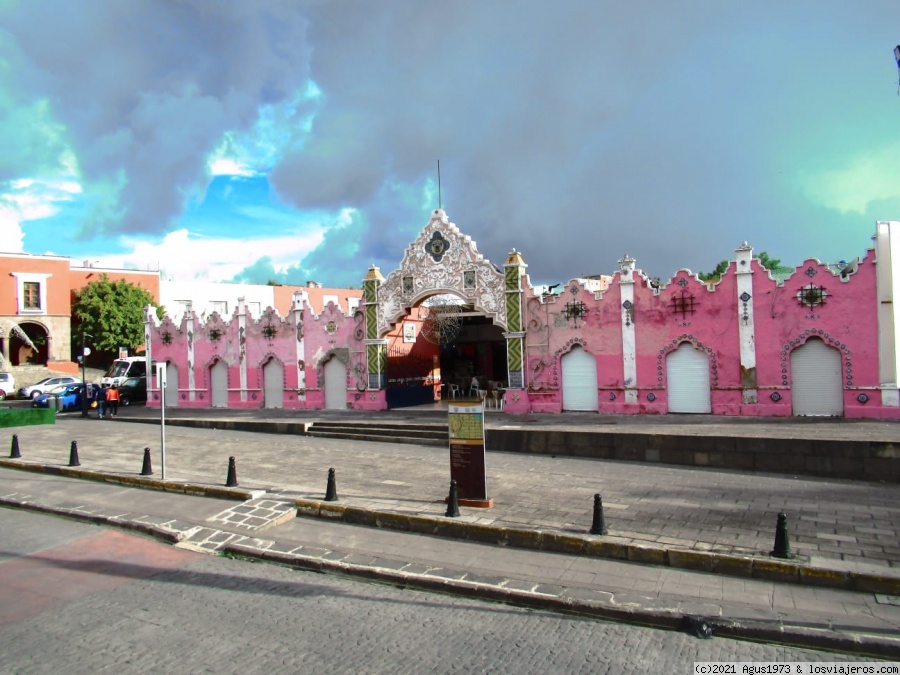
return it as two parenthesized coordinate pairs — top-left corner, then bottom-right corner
(619, 255), (638, 403)
(735, 242), (756, 404)
(238, 296), (247, 402)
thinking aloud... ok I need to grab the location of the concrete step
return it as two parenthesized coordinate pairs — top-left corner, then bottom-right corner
(306, 421), (448, 447)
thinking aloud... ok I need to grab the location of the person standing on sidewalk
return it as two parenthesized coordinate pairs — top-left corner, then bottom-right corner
(106, 384), (120, 418)
(98, 385), (108, 419)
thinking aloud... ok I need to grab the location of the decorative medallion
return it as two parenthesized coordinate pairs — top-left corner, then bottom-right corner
(797, 284), (827, 309)
(326, 320), (337, 335)
(805, 266), (818, 278)
(161, 330), (172, 345)
(570, 285), (579, 295)
(857, 393), (869, 404)
(622, 300), (634, 327)
(770, 392), (782, 402)
(425, 231), (450, 262)
(208, 327), (222, 342)
(678, 278), (689, 288)
(262, 324), (278, 341)
(670, 291), (697, 319)
(647, 393), (656, 402)
(463, 270), (476, 290)
(402, 276), (415, 294)
(564, 301), (588, 327)
(609, 392), (617, 401)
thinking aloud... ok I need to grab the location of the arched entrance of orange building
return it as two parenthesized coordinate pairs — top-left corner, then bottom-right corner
(384, 296), (507, 409)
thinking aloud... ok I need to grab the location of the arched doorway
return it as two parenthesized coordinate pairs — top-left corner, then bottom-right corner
(9, 321), (49, 366)
(791, 337), (843, 416)
(165, 361), (179, 407)
(323, 357), (347, 410)
(666, 342), (711, 413)
(561, 345), (598, 411)
(210, 359), (228, 407)
(263, 358), (284, 409)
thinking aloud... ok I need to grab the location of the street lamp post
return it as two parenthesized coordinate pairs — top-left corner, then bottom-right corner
(80, 333), (93, 417)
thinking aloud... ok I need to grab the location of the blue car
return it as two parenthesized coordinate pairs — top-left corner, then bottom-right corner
(32, 383), (98, 412)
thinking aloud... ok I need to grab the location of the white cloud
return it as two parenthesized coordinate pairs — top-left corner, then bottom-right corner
(798, 142), (900, 215)
(0, 205), (25, 252)
(98, 227), (325, 282)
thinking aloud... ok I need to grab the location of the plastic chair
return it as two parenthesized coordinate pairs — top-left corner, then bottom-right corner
(448, 384), (460, 400)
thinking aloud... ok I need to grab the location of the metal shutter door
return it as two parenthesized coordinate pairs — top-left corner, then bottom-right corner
(263, 359), (284, 409)
(562, 345), (598, 411)
(165, 362), (179, 407)
(666, 343), (711, 413)
(210, 360), (228, 408)
(324, 358), (347, 410)
(791, 338), (843, 416)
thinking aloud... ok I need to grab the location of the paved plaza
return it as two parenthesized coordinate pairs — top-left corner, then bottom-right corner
(1, 406), (899, 656)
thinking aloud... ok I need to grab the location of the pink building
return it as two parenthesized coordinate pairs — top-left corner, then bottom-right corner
(145, 212), (900, 418)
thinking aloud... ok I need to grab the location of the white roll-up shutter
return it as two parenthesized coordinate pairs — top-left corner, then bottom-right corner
(164, 362), (179, 407)
(210, 360), (228, 408)
(263, 358), (284, 409)
(324, 357), (347, 410)
(666, 343), (711, 413)
(791, 337), (843, 416)
(561, 345), (598, 411)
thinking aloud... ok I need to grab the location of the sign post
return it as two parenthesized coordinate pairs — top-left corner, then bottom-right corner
(447, 399), (493, 508)
(156, 362), (167, 480)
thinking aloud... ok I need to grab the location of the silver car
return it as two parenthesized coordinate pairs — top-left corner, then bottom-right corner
(17, 376), (79, 400)
(0, 372), (14, 400)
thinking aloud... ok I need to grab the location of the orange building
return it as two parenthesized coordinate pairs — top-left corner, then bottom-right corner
(0, 253), (160, 375)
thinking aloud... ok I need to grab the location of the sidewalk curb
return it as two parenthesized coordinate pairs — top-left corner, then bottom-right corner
(0, 458), (264, 502)
(2, 478), (898, 658)
(221, 541), (900, 660)
(295, 498), (900, 596)
(2, 458), (899, 595)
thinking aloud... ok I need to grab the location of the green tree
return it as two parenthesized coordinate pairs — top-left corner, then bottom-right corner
(698, 259), (729, 283)
(71, 274), (163, 358)
(700, 251), (790, 283)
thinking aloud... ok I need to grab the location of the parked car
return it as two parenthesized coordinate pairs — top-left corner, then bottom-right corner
(18, 376), (79, 400)
(0, 372), (14, 400)
(118, 376), (147, 406)
(31, 383), (94, 411)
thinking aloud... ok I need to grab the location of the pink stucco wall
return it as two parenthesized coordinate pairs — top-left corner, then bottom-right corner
(508, 247), (899, 418)
(146, 295), (385, 411)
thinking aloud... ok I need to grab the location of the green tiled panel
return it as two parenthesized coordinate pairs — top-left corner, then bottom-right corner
(505, 265), (519, 290)
(506, 294), (521, 332)
(366, 303), (378, 339)
(363, 280), (377, 303)
(367, 343), (385, 374)
(507, 337), (522, 372)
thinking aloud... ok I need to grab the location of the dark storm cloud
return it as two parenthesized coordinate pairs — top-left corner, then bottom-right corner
(270, 0), (900, 284)
(1, 0), (312, 236)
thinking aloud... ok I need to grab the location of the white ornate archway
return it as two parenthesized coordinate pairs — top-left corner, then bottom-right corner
(376, 210), (507, 337)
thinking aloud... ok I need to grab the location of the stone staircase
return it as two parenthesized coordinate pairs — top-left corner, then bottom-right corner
(305, 421), (449, 447)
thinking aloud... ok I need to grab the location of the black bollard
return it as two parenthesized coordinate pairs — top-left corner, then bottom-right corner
(10, 434), (21, 459)
(771, 512), (794, 559)
(140, 447), (153, 476)
(590, 493), (608, 535)
(445, 479), (460, 518)
(68, 440), (80, 467)
(324, 467), (338, 501)
(225, 456), (238, 487)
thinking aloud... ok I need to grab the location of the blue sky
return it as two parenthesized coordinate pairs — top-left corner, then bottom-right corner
(1, 1), (899, 288)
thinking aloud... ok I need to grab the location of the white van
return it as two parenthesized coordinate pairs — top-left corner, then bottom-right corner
(102, 356), (147, 387)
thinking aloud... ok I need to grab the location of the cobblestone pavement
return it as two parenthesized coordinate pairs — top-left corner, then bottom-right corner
(0, 508), (884, 674)
(2, 412), (900, 656)
(7, 414), (899, 571)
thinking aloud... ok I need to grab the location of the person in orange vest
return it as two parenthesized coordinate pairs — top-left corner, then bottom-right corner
(106, 384), (120, 418)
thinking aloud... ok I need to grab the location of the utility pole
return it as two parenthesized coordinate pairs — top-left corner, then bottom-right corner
(80, 332), (93, 417)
